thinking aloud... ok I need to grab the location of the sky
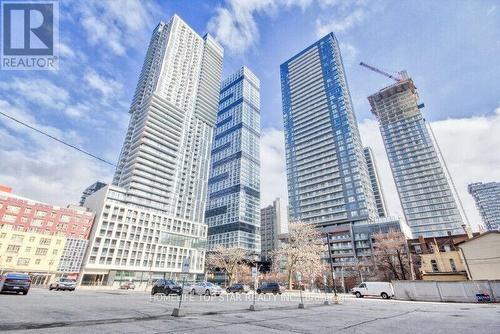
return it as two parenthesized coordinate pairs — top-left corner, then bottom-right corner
(0, 0), (499, 231)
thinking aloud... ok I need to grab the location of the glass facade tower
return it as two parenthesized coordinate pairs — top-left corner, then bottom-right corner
(364, 147), (388, 217)
(280, 33), (377, 228)
(368, 77), (466, 237)
(205, 67), (261, 253)
(468, 182), (500, 231)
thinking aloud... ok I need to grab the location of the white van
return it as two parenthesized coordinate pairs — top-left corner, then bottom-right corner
(351, 282), (394, 299)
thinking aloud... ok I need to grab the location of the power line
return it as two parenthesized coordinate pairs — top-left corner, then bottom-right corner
(0, 110), (117, 167)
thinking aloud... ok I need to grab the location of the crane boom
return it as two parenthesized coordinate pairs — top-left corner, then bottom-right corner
(359, 62), (402, 82)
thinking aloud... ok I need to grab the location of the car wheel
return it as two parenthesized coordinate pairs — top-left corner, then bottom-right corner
(151, 289), (156, 296)
(381, 292), (389, 299)
(355, 292), (362, 298)
(22, 291), (28, 295)
(226, 288), (231, 293)
(273, 291), (277, 295)
(205, 289), (211, 296)
(49, 287), (53, 291)
(165, 288), (171, 296)
(257, 289), (262, 294)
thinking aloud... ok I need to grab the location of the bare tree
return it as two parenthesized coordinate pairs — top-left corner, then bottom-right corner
(273, 221), (325, 289)
(371, 231), (411, 281)
(206, 246), (247, 285)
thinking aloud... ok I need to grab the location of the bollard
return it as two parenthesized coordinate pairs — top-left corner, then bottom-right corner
(171, 308), (184, 317)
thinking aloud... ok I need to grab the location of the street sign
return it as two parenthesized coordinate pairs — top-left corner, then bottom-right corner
(182, 257), (191, 274)
(251, 266), (257, 279)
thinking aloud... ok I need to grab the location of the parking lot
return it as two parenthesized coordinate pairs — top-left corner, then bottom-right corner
(1, 287), (499, 333)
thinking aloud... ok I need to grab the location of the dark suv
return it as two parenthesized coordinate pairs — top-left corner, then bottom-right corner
(151, 279), (182, 296)
(226, 283), (250, 293)
(257, 282), (284, 295)
(0, 273), (31, 295)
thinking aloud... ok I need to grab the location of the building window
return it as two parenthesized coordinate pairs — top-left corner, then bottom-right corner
(7, 205), (21, 213)
(2, 214), (16, 222)
(17, 258), (30, 266)
(35, 248), (48, 255)
(449, 259), (457, 272)
(6, 245), (20, 253)
(35, 259), (41, 265)
(29, 236), (35, 242)
(430, 260), (439, 272)
(39, 238), (51, 246)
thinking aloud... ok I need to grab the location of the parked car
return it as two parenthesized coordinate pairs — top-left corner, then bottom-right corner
(151, 279), (182, 296)
(257, 282), (284, 295)
(351, 282), (394, 299)
(226, 283), (250, 293)
(119, 281), (135, 290)
(49, 278), (77, 291)
(0, 273), (31, 295)
(190, 282), (222, 296)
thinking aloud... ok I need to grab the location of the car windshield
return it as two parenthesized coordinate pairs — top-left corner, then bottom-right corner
(60, 279), (75, 283)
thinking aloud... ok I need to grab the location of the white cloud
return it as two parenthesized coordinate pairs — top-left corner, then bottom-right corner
(0, 100), (113, 207)
(339, 42), (358, 64)
(0, 78), (70, 110)
(207, 0), (318, 54)
(260, 127), (288, 206)
(75, 0), (159, 56)
(316, 7), (366, 36)
(84, 70), (123, 98)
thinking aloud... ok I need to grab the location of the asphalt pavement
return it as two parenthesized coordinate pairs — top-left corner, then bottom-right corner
(0, 287), (499, 333)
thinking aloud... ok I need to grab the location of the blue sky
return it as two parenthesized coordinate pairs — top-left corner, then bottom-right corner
(1, 0), (499, 230)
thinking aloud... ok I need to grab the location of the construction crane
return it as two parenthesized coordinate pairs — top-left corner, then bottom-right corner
(359, 62), (403, 82)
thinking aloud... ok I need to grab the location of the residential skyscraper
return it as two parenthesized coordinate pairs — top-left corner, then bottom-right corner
(368, 75), (466, 237)
(205, 67), (261, 253)
(260, 198), (288, 260)
(364, 147), (388, 217)
(468, 182), (500, 231)
(80, 15), (223, 286)
(281, 33), (377, 230)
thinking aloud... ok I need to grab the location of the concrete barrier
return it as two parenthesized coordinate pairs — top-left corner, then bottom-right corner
(393, 280), (499, 303)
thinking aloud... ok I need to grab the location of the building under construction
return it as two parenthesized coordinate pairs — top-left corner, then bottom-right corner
(365, 67), (468, 238)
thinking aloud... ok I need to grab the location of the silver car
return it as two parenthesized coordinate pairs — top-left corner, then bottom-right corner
(190, 282), (222, 296)
(49, 278), (77, 291)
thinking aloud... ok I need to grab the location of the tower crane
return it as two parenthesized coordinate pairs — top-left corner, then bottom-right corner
(359, 62), (404, 82)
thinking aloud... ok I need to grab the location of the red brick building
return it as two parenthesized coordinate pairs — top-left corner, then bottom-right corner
(0, 188), (94, 239)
